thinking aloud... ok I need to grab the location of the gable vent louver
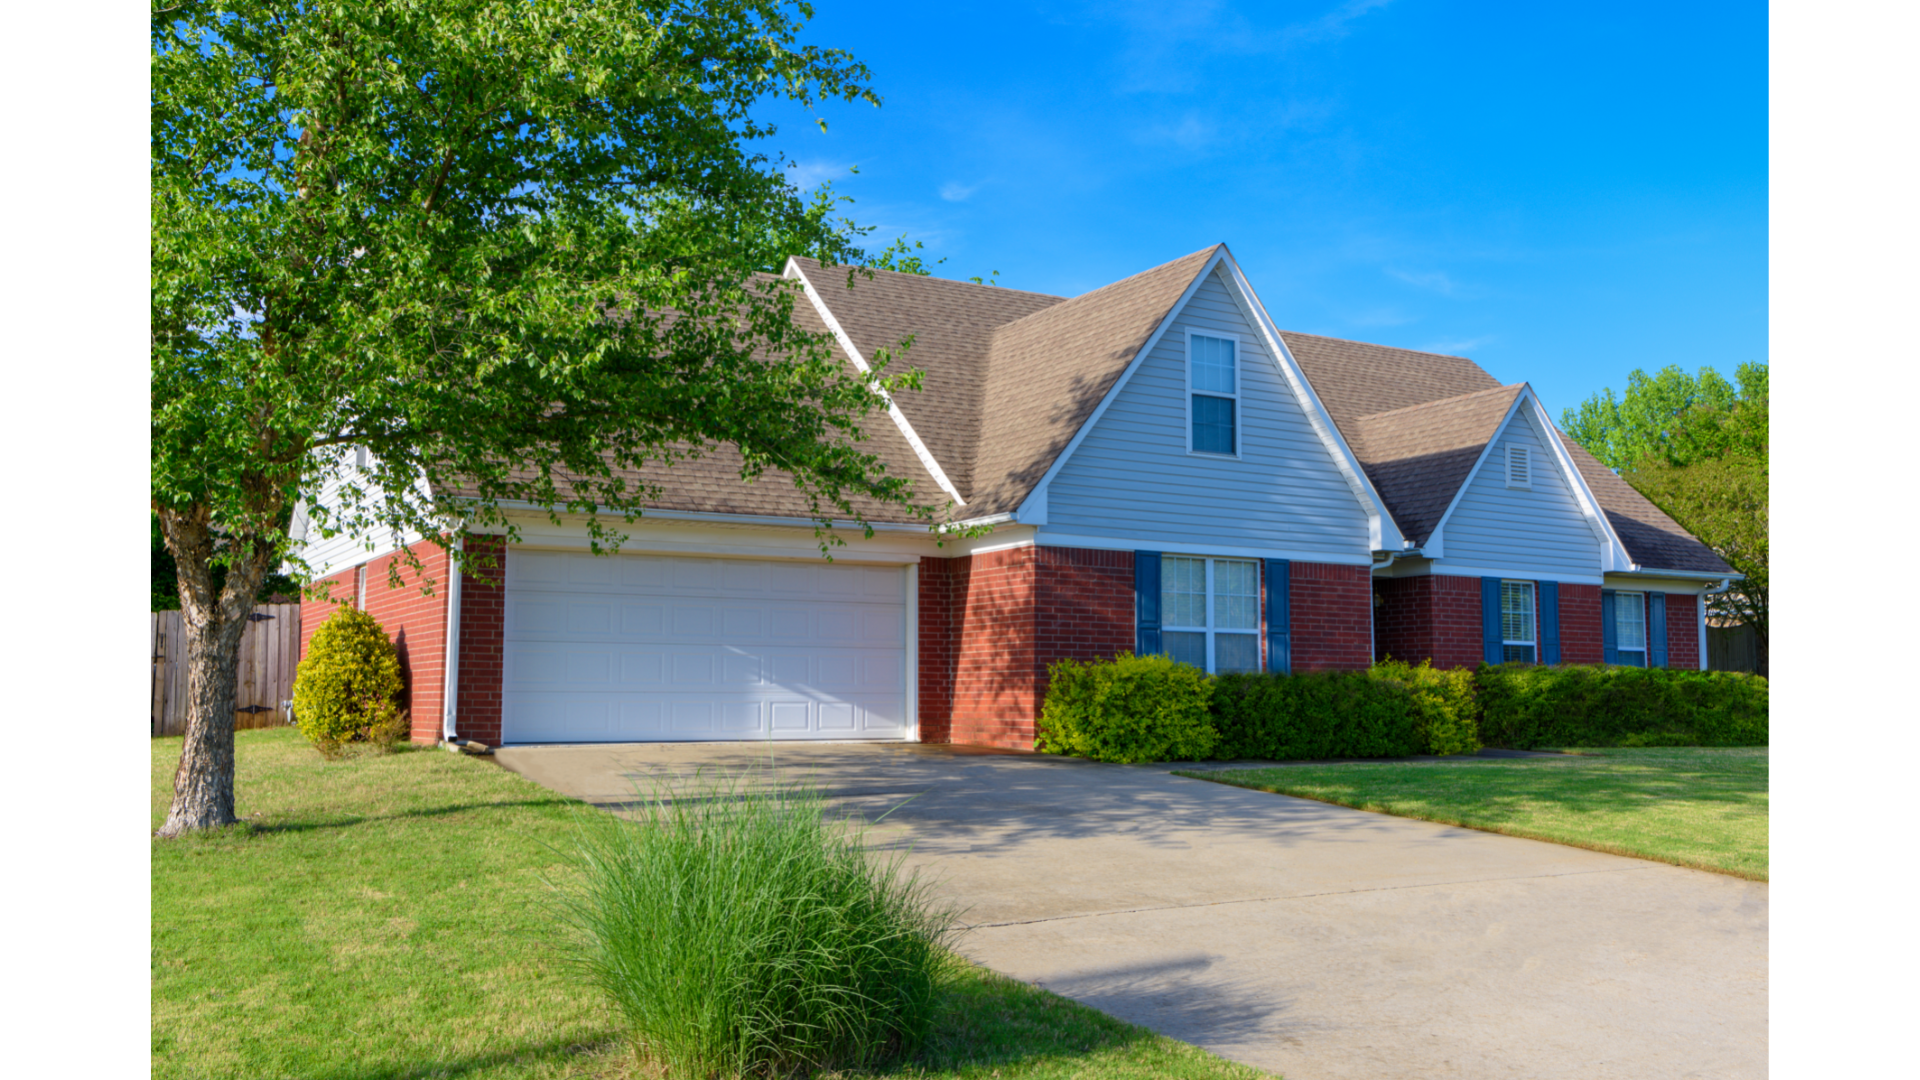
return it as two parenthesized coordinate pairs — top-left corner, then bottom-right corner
(1506, 445), (1531, 489)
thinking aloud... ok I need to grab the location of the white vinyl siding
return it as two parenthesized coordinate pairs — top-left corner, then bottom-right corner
(1442, 409), (1602, 579)
(290, 447), (426, 578)
(1045, 269), (1371, 559)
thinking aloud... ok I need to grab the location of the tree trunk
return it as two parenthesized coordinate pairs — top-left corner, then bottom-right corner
(154, 504), (276, 838)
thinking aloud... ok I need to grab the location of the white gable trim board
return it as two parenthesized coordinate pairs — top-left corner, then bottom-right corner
(1017, 248), (1403, 551)
(785, 259), (969, 508)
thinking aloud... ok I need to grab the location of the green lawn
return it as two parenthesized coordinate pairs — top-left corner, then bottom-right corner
(153, 729), (1272, 1079)
(1175, 747), (1767, 880)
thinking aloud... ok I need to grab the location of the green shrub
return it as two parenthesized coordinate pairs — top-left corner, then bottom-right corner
(1036, 652), (1217, 763)
(1475, 664), (1768, 749)
(558, 772), (954, 1078)
(291, 605), (406, 757)
(1374, 658), (1482, 756)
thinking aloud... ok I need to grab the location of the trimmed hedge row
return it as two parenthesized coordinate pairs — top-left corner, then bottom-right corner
(1476, 664), (1769, 749)
(1034, 655), (1767, 764)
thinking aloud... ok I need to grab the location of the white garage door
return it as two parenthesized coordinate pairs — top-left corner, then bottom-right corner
(501, 550), (911, 743)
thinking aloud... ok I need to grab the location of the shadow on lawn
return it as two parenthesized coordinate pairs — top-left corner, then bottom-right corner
(306, 1032), (623, 1080)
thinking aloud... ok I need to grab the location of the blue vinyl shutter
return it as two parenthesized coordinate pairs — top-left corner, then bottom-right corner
(1481, 577), (1504, 665)
(1648, 592), (1668, 668)
(1265, 558), (1290, 674)
(1539, 581), (1561, 665)
(1601, 589), (1619, 665)
(1135, 551), (1162, 657)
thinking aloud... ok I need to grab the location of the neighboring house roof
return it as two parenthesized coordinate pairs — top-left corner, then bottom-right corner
(1283, 331), (1732, 575)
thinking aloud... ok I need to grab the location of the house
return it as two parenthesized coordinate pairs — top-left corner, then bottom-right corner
(291, 245), (1736, 749)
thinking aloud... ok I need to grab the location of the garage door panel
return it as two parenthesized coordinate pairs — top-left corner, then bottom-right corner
(503, 553), (909, 743)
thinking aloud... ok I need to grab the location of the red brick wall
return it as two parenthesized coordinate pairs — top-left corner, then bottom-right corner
(1373, 574), (1486, 669)
(918, 546), (1134, 750)
(917, 558), (957, 746)
(1664, 593), (1700, 670)
(1290, 561), (1373, 671)
(1559, 584), (1602, 664)
(453, 536), (508, 746)
(297, 539), (455, 744)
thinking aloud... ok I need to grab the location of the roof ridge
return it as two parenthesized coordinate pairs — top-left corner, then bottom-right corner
(1280, 328), (1478, 363)
(788, 256), (1067, 305)
(1355, 383), (1523, 424)
(989, 245), (1223, 337)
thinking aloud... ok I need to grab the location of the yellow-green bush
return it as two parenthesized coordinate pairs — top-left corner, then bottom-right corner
(1036, 653), (1217, 763)
(292, 605), (406, 757)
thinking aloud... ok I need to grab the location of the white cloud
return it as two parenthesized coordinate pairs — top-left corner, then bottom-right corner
(1388, 267), (1491, 299)
(1419, 335), (1496, 356)
(939, 181), (980, 202)
(1135, 112), (1218, 150)
(786, 159), (858, 191)
(1099, 0), (1398, 94)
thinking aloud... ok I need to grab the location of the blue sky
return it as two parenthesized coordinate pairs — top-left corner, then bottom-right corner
(758, 0), (1767, 420)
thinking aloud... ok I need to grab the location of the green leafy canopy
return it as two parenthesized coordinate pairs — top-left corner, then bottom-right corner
(152, 0), (950, 604)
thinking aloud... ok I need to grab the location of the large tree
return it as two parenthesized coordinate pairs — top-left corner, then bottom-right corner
(1562, 363), (1769, 671)
(151, 1), (940, 836)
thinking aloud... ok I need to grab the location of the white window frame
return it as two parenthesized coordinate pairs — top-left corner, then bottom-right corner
(1185, 330), (1242, 458)
(1505, 443), (1532, 489)
(1500, 579), (1536, 664)
(1162, 555), (1262, 674)
(1614, 590), (1647, 665)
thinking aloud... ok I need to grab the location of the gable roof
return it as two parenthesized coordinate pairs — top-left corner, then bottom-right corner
(1283, 331), (1732, 574)
(791, 247), (1221, 516)
(1348, 384), (1523, 546)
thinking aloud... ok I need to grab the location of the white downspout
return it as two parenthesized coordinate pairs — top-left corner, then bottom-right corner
(442, 533), (464, 743)
(1699, 577), (1732, 671)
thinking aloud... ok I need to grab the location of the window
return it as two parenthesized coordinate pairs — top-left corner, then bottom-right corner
(1189, 334), (1238, 455)
(1162, 556), (1261, 673)
(1613, 590), (1647, 666)
(1500, 580), (1535, 663)
(1505, 444), (1531, 488)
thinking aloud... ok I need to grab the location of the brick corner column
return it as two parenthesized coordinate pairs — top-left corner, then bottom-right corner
(454, 535), (508, 746)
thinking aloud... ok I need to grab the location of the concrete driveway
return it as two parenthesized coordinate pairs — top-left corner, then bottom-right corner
(495, 741), (1767, 1080)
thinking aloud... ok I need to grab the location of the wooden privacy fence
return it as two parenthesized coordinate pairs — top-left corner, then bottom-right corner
(1708, 623), (1761, 674)
(151, 605), (301, 736)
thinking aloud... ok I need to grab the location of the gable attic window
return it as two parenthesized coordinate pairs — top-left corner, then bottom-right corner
(1505, 444), (1531, 489)
(1188, 333), (1238, 456)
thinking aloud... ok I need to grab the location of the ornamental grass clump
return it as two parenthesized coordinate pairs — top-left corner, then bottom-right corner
(558, 772), (955, 1079)
(290, 605), (407, 758)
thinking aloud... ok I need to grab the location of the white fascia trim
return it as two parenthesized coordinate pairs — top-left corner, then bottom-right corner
(1609, 568), (1747, 583)
(785, 259), (969, 508)
(1034, 529), (1374, 566)
(1012, 248), (1227, 527)
(1425, 563), (1606, 586)
(1218, 254), (1406, 551)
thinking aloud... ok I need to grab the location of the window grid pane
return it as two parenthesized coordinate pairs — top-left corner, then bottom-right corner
(1192, 395), (1235, 454)
(1501, 581), (1534, 643)
(1216, 633), (1260, 674)
(1615, 592), (1647, 651)
(1162, 557), (1207, 629)
(1214, 559), (1259, 630)
(1164, 631), (1206, 669)
(1191, 335), (1236, 394)
(1503, 644), (1537, 664)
